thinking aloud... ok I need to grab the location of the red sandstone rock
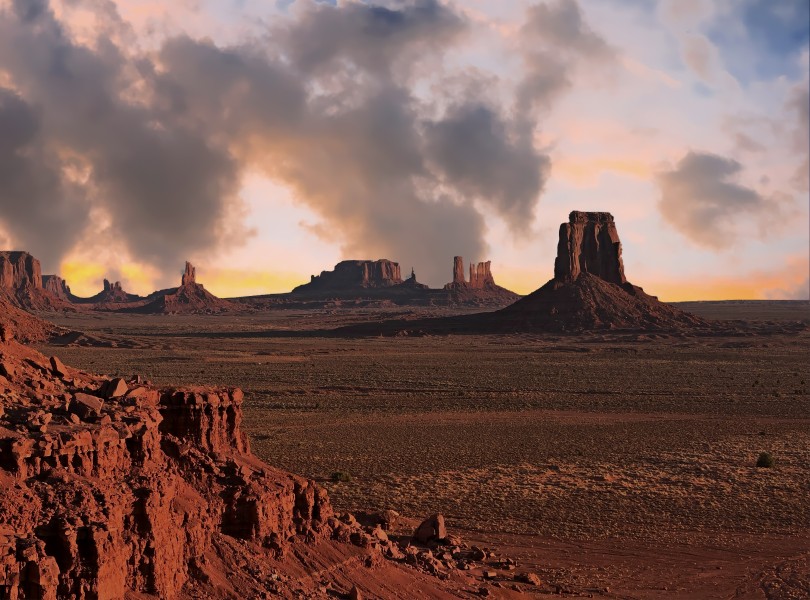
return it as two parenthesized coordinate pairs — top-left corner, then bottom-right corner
(0, 338), (335, 599)
(131, 262), (233, 315)
(0, 297), (58, 342)
(101, 377), (129, 398)
(70, 392), (104, 419)
(182, 261), (196, 286)
(49, 356), (68, 378)
(0, 252), (68, 311)
(41, 275), (73, 301)
(294, 260), (404, 293)
(0, 252), (42, 291)
(413, 514), (447, 544)
(492, 211), (708, 331)
(554, 211), (626, 285)
(452, 256), (465, 285)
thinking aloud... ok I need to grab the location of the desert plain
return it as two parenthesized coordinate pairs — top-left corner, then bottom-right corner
(37, 300), (810, 599)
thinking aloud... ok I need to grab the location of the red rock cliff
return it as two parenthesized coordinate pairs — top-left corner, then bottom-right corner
(0, 252), (42, 291)
(554, 211), (626, 285)
(445, 257), (498, 290)
(0, 341), (331, 599)
(42, 276), (72, 301)
(294, 260), (403, 293)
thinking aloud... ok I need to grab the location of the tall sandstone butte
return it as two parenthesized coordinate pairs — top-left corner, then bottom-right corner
(0, 252), (68, 310)
(444, 257), (497, 290)
(181, 261), (196, 286)
(554, 211), (626, 285)
(0, 251), (42, 291)
(492, 211), (706, 331)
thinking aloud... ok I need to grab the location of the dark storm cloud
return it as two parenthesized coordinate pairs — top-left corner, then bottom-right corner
(425, 103), (550, 232)
(0, 88), (88, 267)
(656, 151), (782, 249)
(0, 1), (244, 278)
(0, 0), (568, 286)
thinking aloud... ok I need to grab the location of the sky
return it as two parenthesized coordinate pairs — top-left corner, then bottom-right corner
(0, 0), (807, 301)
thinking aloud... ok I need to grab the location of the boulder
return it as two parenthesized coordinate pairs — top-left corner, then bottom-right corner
(49, 356), (68, 378)
(101, 378), (129, 399)
(70, 393), (104, 419)
(413, 514), (447, 544)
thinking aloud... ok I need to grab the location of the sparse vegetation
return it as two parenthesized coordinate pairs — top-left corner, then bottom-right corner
(756, 452), (775, 468)
(331, 471), (352, 483)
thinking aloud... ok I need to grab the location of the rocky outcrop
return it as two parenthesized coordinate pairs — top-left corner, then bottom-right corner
(294, 260), (404, 293)
(554, 211), (626, 285)
(493, 211), (706, 331)
(131, 262), (232, 314)
(444, 257), (496, 290)
(0, 323), (516, 599)
(443, 257), (519, 307)
(469, 261), (494, 289)
(181, 262), (196, 286)
(0, 297), (59, 342)
(0, 252), (68, 311)
(42, 276), (73, 302)
(76, 279), (141, 306)
(452, 257), (464, 286)
(0, 339), (331, 599)
(0, 252), (42, 291)
(399, 268), (429, 290)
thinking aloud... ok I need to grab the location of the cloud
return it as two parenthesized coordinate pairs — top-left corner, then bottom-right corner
(0, 87), (89, 267)
(787, 82), (809, 191)
(424, 102), (550, 233)
(656, 151), (789, 249)
(0, 0), (246, 279)
(516, 0), (616, 115)
(0, 0), (565, 286)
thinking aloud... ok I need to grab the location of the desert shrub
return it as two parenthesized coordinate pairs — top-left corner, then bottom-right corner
(756, 452), (775, 468)
(331, 471), (352, 483)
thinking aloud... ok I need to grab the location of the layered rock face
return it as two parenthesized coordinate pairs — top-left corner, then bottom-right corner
(0, 339), (332, 599)
(0, 252), (42, 291)
(0, 252), (67, 310)
(42, 276), (72, 301)
(444, 257), (496, 290)
(294, 260), (404, 293)
(469, 261), (495, 289)
(554, 211), (626, 285)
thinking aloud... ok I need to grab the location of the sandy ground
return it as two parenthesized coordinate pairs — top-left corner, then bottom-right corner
(39, 301), (810, 598)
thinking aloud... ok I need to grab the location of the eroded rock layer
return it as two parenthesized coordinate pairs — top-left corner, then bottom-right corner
(554, 211), (626, 285)
(0, 252), (67, 311)
(294, 260), (403, 293)
(0, 339), (331, 599)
